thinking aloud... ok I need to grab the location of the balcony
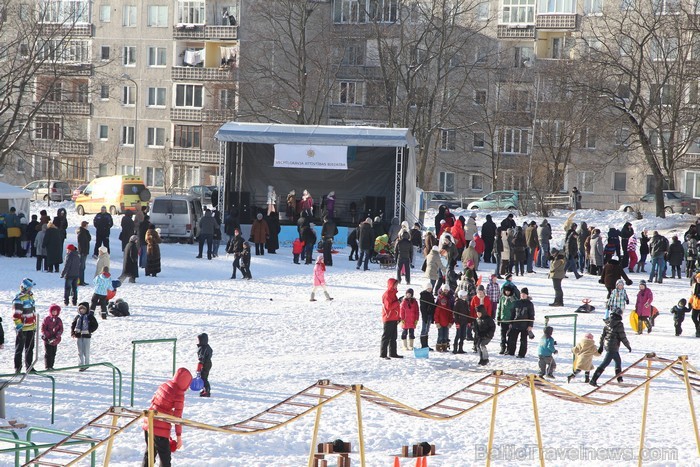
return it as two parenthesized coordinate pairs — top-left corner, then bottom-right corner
(39, 23), (92, 37)
(33, 139), (91, 155)
(171, 148), (222, 164)
(536, 14), (578, 30)
(41, 101), (91, 116)
(39, 63), (93, 76)
(497, 24), (535, 39)
(173, 25), (237, 40)
(170, 108), (236, 122)
(171, 66), (234, 81)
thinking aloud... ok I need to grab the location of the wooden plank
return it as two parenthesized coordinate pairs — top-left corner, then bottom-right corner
(460, 388), (492, 397)
(69, 435), (102, 443)
(586, 396), (614, 403)
(421, 410), (451, 418)
(51, 448), (85, 455)
(250, 418), (282, 425)
(267, 409), (303, 417)
(434, 403), (468, 412)
(87, 422), (122, 430)
(450, 396), (480, 404)
(297, 392), (332, 399)
(283, 401), (315, 408)
(594, 389), (626, 396)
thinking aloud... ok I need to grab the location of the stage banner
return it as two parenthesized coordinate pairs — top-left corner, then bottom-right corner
(274, 144), (348, 170)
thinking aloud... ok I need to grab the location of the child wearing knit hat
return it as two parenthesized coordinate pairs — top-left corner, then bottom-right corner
(567, 333), (601, 383)
(41, 304), (63, 370)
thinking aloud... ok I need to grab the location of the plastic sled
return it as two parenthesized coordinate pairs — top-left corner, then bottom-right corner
(106, 289), (116, 301)
(414, 347), (429, 359)
(575, 302), (595, 313)
(190, 375), (205, 391)
(629, 310), (647, 331)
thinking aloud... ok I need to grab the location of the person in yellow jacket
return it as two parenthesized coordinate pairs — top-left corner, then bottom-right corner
(566, 333), (601, 383)
(689, 273), (700, 338)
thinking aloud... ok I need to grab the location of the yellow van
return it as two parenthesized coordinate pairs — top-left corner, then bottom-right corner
(75, 175), (151, 215)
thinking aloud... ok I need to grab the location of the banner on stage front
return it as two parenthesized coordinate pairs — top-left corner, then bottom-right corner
(274, 144), (348, 170)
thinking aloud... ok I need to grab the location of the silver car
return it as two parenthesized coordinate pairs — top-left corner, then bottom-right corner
(619, 191), (697, 215)
(23, 180), (72, 201)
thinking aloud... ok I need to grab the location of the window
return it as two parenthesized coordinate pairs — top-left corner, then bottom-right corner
(368, 0), (398, 22)
(474, 90), (487, 106)
(536, 120), (563, 146)
(583, 37), (603, 55)
(440, 129), (456, 151)
(99, 124), (109, 140)
(121, 125), (135, 145)
(583, 0), (603, 13)
(147, 127), (165, 147)
(100, 84), (109, 99)
(147, 5), (168, 26)
(148, 47), (167, 66)
(538, 0), (575, 13)
(41, 0), (90, 23)
(174, 125), (201, 148)
(476, 1), (489, 20)
(581, 127), (596, 149)
(147, 87), (166, 106)
(501, 0), (535, 24)
(121, 165), (134, 175)
(438, 171), (455, 193)
(650, 83), (674, 105)
(620, 0), (634, 8)
(613, 172), (627, 191)
(615, 127), (631, 146)
(39, 39), (89, 63)
(471, 174), (484, 191)
(146, 167), (165, 187)
(651, 37), (679, 61)
(475, 46), (488, 65)
(509, 90), (530, 111)
(123, 46), (136, 66)
(99, 5), (111, 22)
(501, 128), (529, 154)
(98, 163), (109, 176)
(34, 117), (61, 140)
(16, 158), (25, 173)
(122, 85), (136, 105)
(577, 171), (594, 193)
(47, 82), (62, 102)
(219, 89), (235, 109)
(650, 129), (671, 148)
(175, 84), (203, 107)
(100, 46), (110, 60)
(338, 81), (362, 105)
(689, 81), (699, 105)
(652, 0), (680, 13)
(123, 5), (137, 26)
(342, 41), (364, 65)
(473, 132), (485, 149)
(333, 0), (366, 23)
(365, 81), (384, 106)
(178, 0), (205, 23)
(514, 46), (534, 68)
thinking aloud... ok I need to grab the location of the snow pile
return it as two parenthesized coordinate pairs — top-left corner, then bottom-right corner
(0, 202), (697, 466)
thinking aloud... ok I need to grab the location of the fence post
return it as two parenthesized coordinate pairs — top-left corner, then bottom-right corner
(637, 358), (652, 466)
(486, 372), (501, 467)
(355, 385), (366, 467)
(307, 384), (326, 467)
(528, 375), (545, 467)
(680, 356), (700, 456)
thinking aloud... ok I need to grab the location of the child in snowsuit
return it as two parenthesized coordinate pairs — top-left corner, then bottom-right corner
(605, 279), (629, 321)
(71, 302), (98, 370)
(538, 326), (557, 378)
(240, 242), (252, 279)
(197, 333), (213, 397)
(399, 288), (419, 350)
(671, 298), (690, 336)
(434, 285), (454, 352)
(292, 238), (304, 264)
(473, 304), (496, 365)
(13, 278), (37, 373)
(567, 333), (601, 383)
(91, 267), (114, 320)
(590, 307), (632, 387)
(310, 255), (333, 301)
(497, 284), (517, 354)
(418, 283), (436, 349)
(635, 280), (654, 334)
(41, 304), (63, 370)
(452, 290), (470, 354)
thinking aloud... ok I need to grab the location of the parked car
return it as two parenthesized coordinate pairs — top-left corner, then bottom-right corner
(188, 185), (217, 203)
(75, 175), (151, 215)
(425, 192), (462, 210)
(23, 180), (72, 202)
(71, 184), (88, 201)
(149, 195), (203, 243)
(619, 191), (697, 215)
(467, 191), (529, 211)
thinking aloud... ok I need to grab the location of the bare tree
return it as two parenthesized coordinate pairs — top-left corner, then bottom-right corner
(573, 1), (700, 217)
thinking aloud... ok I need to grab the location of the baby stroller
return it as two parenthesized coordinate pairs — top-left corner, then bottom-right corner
(371, 234), (395, 269)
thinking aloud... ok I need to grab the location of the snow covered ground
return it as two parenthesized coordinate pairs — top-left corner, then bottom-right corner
(0, 202), (699, 466)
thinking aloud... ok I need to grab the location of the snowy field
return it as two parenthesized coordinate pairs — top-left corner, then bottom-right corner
(1, 202), (699, 466)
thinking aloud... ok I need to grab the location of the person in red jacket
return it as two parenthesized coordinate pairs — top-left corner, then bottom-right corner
(469, 285), (493, 351)
(399, 288), (419, 351)
(142, 367), (193, 467)
(451, 218), (466, 254)
(434, 285), (454, 352)
(380, 278), (402, 359)
(292, 238), (304, 264)
(473, 234), (485, 257)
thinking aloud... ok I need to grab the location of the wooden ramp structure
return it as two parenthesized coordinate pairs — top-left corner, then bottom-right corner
(23, 355), (700, 467)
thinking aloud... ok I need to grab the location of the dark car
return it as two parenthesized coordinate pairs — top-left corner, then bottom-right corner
(72, 184), (88, 201)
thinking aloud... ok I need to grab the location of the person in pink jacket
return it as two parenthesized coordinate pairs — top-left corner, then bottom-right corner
(635, 280), (654, 334)
(310, 255), (333, 302)
(399, 288), (419, 350)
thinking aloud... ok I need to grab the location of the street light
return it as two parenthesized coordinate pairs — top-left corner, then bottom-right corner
(121, 73), (138, 175)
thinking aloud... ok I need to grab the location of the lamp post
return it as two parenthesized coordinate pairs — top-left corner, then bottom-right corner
(121, 73), (138, 175)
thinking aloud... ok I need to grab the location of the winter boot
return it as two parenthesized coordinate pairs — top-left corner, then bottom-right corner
(584, 372), (590, 383)
(567, 373), (575, 383)
(499, 344), (506, 355)
(589, 368), (603, 387)
(402, 339), (409, 351)
(615, 368), (624, 383)
(408, 338), (414, 350)
(452, 341), (459, 354)
(456, 341), (466, 354)
(310, 292), (316, 302)
(420, 336), (432, 350)
(324, 291), (334, 301)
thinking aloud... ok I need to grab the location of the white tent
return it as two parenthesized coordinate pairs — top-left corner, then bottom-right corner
(0, 182), (32, 217)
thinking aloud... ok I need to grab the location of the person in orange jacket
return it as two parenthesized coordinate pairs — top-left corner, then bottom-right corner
(380, 278), (402, 359)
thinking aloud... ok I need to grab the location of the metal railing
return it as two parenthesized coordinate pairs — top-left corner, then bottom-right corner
(0, 427), (97, 467)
